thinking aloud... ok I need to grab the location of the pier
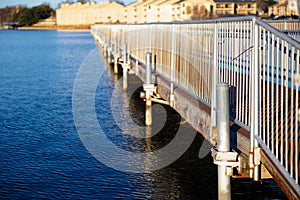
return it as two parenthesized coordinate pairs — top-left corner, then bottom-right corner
(91, 16), (300, 199)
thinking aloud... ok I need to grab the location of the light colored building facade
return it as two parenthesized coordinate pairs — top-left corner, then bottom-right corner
(56, 2), (124, 26)
(214, 0), (256, 16)
(183, 0), (215, 20)
(268, 0), (299, 17)
(56, 0), (258, 26)
(124, 1), (147, 24)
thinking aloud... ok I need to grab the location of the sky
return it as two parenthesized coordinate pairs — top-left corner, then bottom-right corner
(0, 0), (134, 9)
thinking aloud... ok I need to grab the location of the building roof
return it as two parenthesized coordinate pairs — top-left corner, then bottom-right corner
(126, 0), (150, 8)
(159, 0), (181, 6)
(269, 2), (288, 8)
(94, 2), (111, 8)
(214, 0), (255, 2)
(147, 0), (167, 6)
(102, 2), (125, 9)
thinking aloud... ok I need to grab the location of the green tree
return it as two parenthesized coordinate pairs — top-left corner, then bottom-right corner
(16, 4), (53, 26)
(77, 0), (90, 3)
(17, 8), (34, 26)
(265, 0), (277, 6)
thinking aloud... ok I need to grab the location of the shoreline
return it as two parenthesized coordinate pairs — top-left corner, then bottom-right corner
(18, 25), (91, 31)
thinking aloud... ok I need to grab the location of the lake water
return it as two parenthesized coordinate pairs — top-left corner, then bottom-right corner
(0, 30), (287, 199)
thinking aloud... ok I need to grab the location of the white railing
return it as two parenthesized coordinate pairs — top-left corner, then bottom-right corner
(91, 16), (300, 194)
(253, 18), (300, 188)
(265, 19), (300, 31)
(265, 19), (300, 42)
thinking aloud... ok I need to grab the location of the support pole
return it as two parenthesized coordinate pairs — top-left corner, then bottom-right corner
(250, 18), (261, 181)
(114, 39), (119, 74)
(217, 83), (231, 200)
(145, 52), (152, 126)
(211, 22), (218, 146)
(145, 52), (152, 84)
(107, 47), (111, 63)
(123, 43), (127, 64)
(122, 43), (129, 91)
(123, 67), (128, 92)
(104, 44), (107, 58)
(114, 39), (118, 54)
(143, 52), (155, 126)
(145, 91), (152, 126)
(135, 60), (139, 75)
(114, 56), (119, 74)
(170, 82), (174, 107)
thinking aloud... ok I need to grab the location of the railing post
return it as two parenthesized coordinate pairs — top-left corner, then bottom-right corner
(104, 43), (107, 58)
(170, 82), (174, 107)
(114, 39), (119, 74)
(284, 21), (288, 30)
(106, 37), (110, 63)
(135, 60), (139, 75)
(107, 37), (111, 62)
(170, 24), (175, 108)
(146, 52), (152, 85)
(216, 83), (231, 200)
(123, 43), (127, 64)
(143, 52), (155, 126)
(211, 21), (218, 146)
(122, 43), (130, 92)
(250, 18), (261, 181)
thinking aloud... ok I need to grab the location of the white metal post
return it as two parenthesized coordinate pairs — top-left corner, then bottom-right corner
(144, 52), (155, 126)
(123, 43), (127, 64)
(216, 83), (231, 200)
(169, 25), (176, 107)
(250, 18), (261, 181)
(211, 22), (218, 145)
(146, 52), (152, 85)
(123, 67), (128, 91)
(122, 43), (130, 91)
(114, 39), (119, 74)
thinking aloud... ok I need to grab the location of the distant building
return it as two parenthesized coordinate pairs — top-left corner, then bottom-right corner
(56, 2), (124, 26)
(56, 0), (258, 25)
(2, 22), (19, 29)
(214, 0), (256, 16)
(123, 0), (142, 24)
(178, 0), (215, 21)
(268, 0), (299, 17)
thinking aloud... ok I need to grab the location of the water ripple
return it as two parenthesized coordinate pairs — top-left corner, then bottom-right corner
(0, 30), (287, 200)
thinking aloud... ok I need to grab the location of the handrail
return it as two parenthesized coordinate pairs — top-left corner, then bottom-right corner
(256, 18), (300, 47)
(91, 16), (300, 198)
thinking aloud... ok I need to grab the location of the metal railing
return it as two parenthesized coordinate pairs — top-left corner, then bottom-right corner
(91, 16), (300, 195)
(265, 19), (300, 41)
(266, 19), (300, 31)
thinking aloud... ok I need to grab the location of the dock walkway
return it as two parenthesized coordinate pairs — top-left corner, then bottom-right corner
(91, 16), (300, 199)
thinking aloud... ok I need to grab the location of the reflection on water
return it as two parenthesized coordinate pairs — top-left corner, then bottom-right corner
(95, 61), (287, 199)
(0, 30), (287, 199)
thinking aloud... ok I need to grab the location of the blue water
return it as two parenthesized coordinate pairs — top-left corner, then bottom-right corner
(0, 30), (287, 199)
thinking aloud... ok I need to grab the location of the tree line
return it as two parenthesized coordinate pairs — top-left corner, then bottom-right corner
(0, 4), (54, 26)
